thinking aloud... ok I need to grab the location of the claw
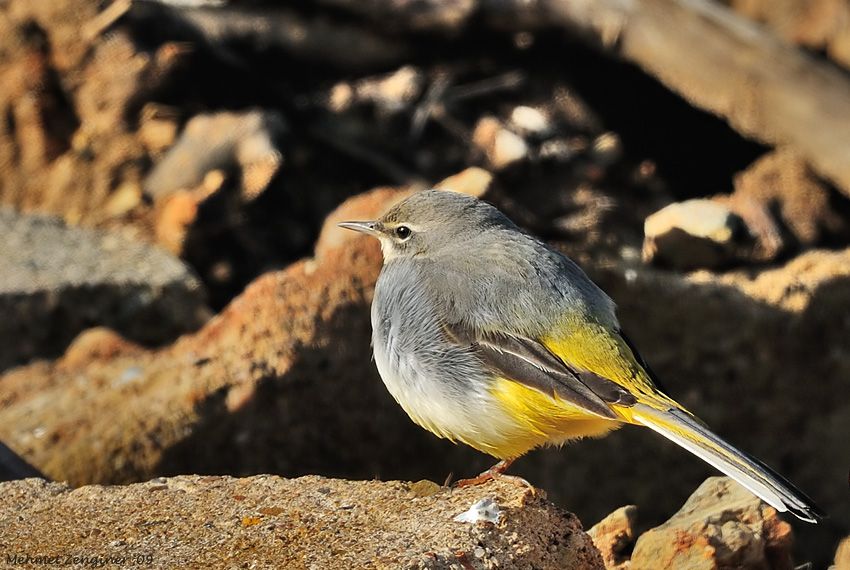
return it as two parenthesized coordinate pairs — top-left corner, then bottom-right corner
(453, 459), (536, 493)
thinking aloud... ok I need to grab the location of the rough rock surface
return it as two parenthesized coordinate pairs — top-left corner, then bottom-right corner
(0, 476), (604, 570)
(630, 477), (794, 570)
(0, 186), (848, 563)
(724, 148), (849, 261)
(727, 0), (850, 69)
(0, 209), (207, 370)
(0, 1), (172, 229)
(644, 149), (850, 269)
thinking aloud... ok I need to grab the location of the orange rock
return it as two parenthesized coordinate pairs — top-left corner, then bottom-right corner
(631, 477), (794, 570)
(587, 505), (638, 569)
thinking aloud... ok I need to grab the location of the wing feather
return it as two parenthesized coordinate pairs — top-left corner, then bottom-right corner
(443, 323), (635, 420)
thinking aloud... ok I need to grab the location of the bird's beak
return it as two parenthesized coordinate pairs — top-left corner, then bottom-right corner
(337, 220), (381, 237)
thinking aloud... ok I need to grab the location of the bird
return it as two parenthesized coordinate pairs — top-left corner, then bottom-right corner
(338, 189), (824, 524)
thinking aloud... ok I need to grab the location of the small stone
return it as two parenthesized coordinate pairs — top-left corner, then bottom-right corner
(138, 115), (178, 155)
(510, 106), (551, 136)
(355, 65), (423, 113)
(104, 183), (142, 218)
(590, 132), (622, 167)
(434, 167), (493, 198)
(407, 480), (442, 498)
(326, 66), (423, 115)
(643, 199), (743, 270)
(473, 117), (528, 170)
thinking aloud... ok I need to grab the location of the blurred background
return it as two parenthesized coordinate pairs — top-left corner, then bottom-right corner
(1, 0), (849, 565)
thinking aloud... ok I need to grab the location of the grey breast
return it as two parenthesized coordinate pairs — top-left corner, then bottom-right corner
(371, 258), (488, 397)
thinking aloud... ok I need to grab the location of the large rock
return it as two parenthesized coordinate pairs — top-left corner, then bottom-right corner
(0, 476), (604, 569)
(0, 209), (207, 370)
(631, 477), (794, 570)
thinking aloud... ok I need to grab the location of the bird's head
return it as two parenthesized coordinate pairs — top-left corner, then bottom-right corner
(338, 189), (515, 262)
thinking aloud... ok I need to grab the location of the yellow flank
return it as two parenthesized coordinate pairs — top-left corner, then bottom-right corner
(541, 319), (678, 412)
(489, 377), (619, 459)
(471, 319), (690, 460)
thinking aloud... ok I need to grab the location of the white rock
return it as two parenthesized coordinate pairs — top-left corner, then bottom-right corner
(510, 106), (551, 135)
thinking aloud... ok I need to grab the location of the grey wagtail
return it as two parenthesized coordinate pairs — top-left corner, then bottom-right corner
(339, 189), (823, 523)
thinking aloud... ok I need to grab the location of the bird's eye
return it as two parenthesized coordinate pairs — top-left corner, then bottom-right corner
(395, 226), (411, 240)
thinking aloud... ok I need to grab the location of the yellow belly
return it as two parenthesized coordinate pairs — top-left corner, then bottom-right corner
(482, 377), (621, 460)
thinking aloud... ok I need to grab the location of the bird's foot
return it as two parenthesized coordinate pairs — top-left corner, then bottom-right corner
(453, 460), (536, 493)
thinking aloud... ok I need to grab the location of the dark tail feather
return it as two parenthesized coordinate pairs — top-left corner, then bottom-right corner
(632, 404), (825, 524)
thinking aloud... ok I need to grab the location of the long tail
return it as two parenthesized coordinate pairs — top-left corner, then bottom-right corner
(630, 403), (825, 523)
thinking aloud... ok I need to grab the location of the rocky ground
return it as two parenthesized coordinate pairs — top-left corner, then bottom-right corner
(0, 476), (604, 569)
(0, 475), (806, 569)
(1, 0), (850, 567)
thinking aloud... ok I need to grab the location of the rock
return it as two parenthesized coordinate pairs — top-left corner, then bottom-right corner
(0, 476), (604, 569)
(433, 167), (493, 198)
(724, 148), (849, 261)
(472, 117), (529, 170)
(137, 105), (179, 155)
(510, 105), (553, 136)
(645, 149), (850, 269)
(834, 537), (850, 569)
(143, 109), (286, 202)
(328, 65), (425, 115)
(153, 173), (225, 255)
(642, 199), (745, 269)
(631, 477), (794, 570)
(728, 0), (850, 69)
(587, 505), (638, 569)
(0, 209), (207, 370)
(0, 0), (183, 226)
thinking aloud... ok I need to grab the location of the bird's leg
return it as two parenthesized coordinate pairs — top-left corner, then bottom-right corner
(454, 459), (534, 491)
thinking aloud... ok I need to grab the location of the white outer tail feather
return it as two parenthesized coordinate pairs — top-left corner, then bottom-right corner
(632, 404), (821, 524)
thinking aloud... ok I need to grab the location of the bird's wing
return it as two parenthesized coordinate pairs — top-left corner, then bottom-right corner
(443, 322), (636, 420)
